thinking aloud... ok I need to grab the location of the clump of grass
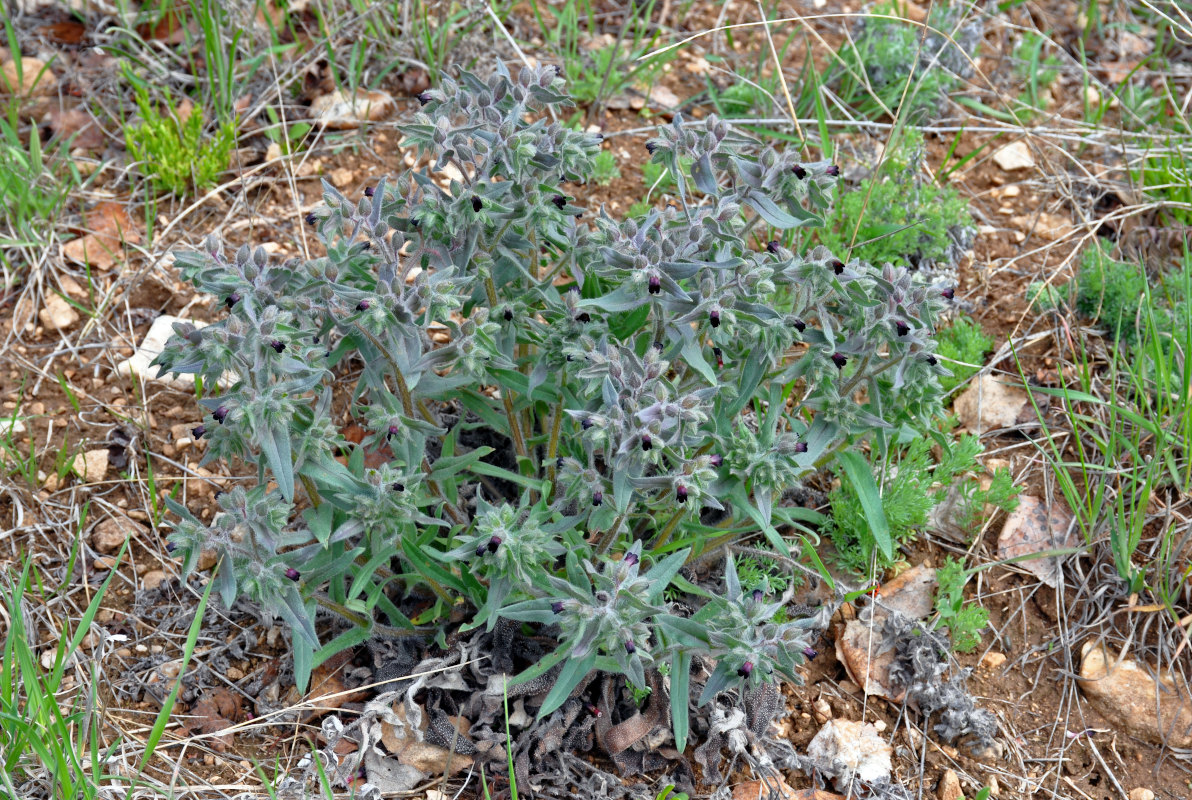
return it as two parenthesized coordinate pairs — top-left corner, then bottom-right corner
(818, 132), (974, 272)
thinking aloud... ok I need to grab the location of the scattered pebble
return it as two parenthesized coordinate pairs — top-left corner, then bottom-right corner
(38, 294), (79, 331)
(993, 141), (1035, 171)
(72, 449), (109, 483)
(0, 419), (25, 436)
(142, 570), (169, 590)
(937, 769), (963, 800)
(93, 556), (118, 571)
(1128, 789), (1156, 800)
(980, 651), (1008, 670)
(91, 515), (146, 554)
(997, 495), (1079, 588)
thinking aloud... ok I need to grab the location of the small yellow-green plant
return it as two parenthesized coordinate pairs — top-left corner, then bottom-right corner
(125, 77), (235, 196)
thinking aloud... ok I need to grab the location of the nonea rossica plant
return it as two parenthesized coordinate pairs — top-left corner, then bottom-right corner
(152, 62), (952, 744)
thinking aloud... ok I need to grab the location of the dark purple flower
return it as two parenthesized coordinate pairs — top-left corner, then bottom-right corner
(285, 568), (300, 581)
(387, 424), (400, 440)
(504, 307), (514, 321)
(624, 640), (636, 654)
(475, 543), (488, 557)
(624, 551), (639, 567)
(752, 588), (764, 603)
(417, 91), (432, 106)
(641, 433), (652, 451)
(556, 457), (566, 469)
(270, 340), (285, 353)
(551, 195), (567, 209)
(676, 484), (688, 503)
(225, 292), (241, 309)
(552, 601), (565, 614)
(925, 354), (938, 366)
(792, 164), (808, 180)
(792, 318), (806, 333)
(356, 300), (370, 312)
(830, 259), (845, 275)
(652, 341), (664, 351)
(766, 240), (781, 254)
(165, 542), (176, 553)
(582, 417), (593, 430)
(895, 320), (910, 337)
(831, 352), (848, 369)
(737, 661), (753, 678)
(825, 164), (840, 177)
(714, 346), (724, 368)
(305, 212), (318, 226)
(213, 405), (229, 424)
(645, 141), (659, 155)
(941, 287), (955, 300)
(192, 425), (207, 439)
(364, 186), (375, 197)
(487, 535), (501, 553)
(710, 453), (723, 468)
(710, 309), (721, 328)
(803, 646), (818, 660)
(794, 440), (808, 453)
(391, 482), (405, 492)
(648, 274), (661, 295)
(471, 196), (483, 212)
(575, 312), (590, 323)
(592, 490), (603, 507)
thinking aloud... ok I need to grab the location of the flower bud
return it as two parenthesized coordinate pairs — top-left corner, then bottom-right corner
(714, 346), (724, 368)
(391, 482), (405, 492)
(471, 196), (483, 212)
(803, 647), (818, 660)
(364, 186), (375, 197)
(737, 661), (753, 678)
(676, 484), (688, 503)
(710, 454), (723, 468)
(592, 490), (603, 507)
(752, 588), (764, 603)
(552, 601), (566, 614)
(504, 307), (514, 321)
(641, 433), (652, 451)
(582, 417), (593, 430)
(585, 702), (602, 717)
(831, 352), (848, 369)
(941, 287), (955, 300)
(710, 309), (721, 328)
(624, 551), (639, 567)
(575, 311), (590, 323)
(475, 543), (488, 557)
(417, 91), (432, 106)
(645, 141), (659, 155)
(830, 259), (845, 275)
(766, 240), (781, 254)
(225, 292), (241, 309)
(792, 164), (808, 180)
(213, 405), (229, 424)
(551, 195), (567, 209)
(624, 640), (636, 654)
(165, 542), (176, 553)
(387, 425), (400, 440)
(192, 425), (207, 439)
(305, 212), (318, 226)
(270, 340), (285, 353)
(895, 320), (910, 337)
(356, 300), (370, 312)
(794, 441), (808, 453)
(648, 274), (661, 295)
(285, 568), (300, 581)
(925, 354), (938, 366)
(487, 535), (501, 553)
(825, 164), (840, 177)
(792, 318), (806, 333)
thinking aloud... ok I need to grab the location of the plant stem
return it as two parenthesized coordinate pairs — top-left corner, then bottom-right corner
(652, 508), (686, 551)
(484, 276), (530, 463)
(314, 594), (436, 638)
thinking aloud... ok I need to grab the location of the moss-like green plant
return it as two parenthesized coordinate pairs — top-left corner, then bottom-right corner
(936, 314), (993, 395)
(818, 132), (973, 272)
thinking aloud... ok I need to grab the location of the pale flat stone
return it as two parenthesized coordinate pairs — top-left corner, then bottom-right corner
(91, 515), (147, 554)
(310, 88), (396, 129)
(1, 57), (56, 96)
(1079, 642), (1192, 747)
(142, 570), (168, 590)
(997, 495), (1078, 588)
(39, 294), (79, 330)
(953, 374), (1031, 434)
(0, 419), (25, 436)
(937, 769), (963, 800)
(992, 140), (1035, 171)
(72, 448), (109, 482)
(806, 719), (892, 787)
